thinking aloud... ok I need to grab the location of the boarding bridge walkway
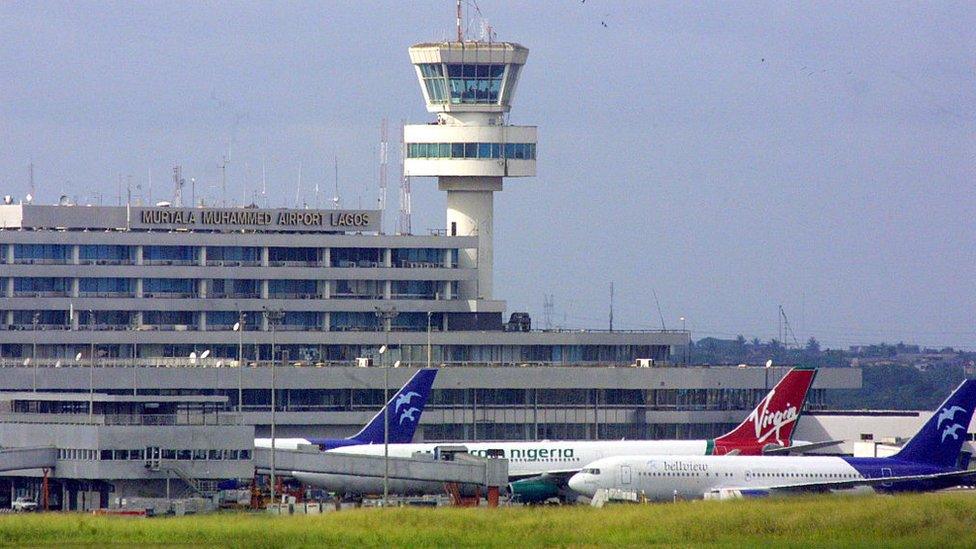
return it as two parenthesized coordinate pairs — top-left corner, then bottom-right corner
(0, 446), (57, 472)
(253, 447), (508, 489)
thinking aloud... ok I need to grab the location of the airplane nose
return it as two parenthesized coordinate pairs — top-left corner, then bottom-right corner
(568, 473), (592, 496)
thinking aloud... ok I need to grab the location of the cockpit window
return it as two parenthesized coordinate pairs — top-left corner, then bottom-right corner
(582, 468), (601, 475)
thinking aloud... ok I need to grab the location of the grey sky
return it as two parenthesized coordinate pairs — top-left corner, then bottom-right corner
(1, 1), (974, 348)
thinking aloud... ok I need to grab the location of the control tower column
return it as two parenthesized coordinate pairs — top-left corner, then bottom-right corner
(404, 41), (535, 301)
(441, 176), (500, 298)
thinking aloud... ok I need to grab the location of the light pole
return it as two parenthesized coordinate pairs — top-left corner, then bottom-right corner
(427, 311), (433, 369)
(31, 312), (39, 391)
(235, 312), (246, 425)
(264, 308), (284, 508)
(374, 306), (398, 507)
(680, 316), (687, 365)
(88, 311), (95, 422)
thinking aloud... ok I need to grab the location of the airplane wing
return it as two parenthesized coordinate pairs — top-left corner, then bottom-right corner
(763, 440), (845, 455)
(757, 469), (976, 493)
(508, 468), (580, 482)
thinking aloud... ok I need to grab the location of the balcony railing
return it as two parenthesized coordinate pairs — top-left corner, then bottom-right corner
(205, 260), (262, 267)
(267, 293), (321, 299)
(12, 258), (70, 265)
(266, 260), (320, 267)
(143, 259), (196, 266)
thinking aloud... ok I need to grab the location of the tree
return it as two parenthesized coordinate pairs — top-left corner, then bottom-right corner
(805, 337), (821, 354)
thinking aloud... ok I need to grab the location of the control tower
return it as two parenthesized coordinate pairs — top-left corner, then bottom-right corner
(404, 41), (536, 300)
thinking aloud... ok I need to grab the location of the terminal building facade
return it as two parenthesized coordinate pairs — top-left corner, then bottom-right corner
(0, 37), (860, 444)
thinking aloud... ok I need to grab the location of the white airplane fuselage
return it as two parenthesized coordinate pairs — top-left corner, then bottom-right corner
(569, 455), (872, 501)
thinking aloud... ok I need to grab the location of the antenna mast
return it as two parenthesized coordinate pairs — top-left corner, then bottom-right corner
(609, 282), (614, 332)
(378, 118), (389, 233)
(456, 0), (463, 41)
(331, 153), (341, 209)
(543, 294), (554, 330)
(779, 305), (800, 349)
(172, 165), (185, 207)
(28, 162), (35, 203)
(397, 119), (412, 234)
(295, 162), (303, 208)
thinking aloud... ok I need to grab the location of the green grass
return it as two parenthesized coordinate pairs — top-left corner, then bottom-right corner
(1, 493), (975, 548)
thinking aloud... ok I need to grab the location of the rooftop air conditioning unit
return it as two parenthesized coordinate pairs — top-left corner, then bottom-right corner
(636, 358), (654, 368)
(355, 357), (373, 368)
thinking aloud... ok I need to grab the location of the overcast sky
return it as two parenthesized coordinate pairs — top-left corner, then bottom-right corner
(1, 1), (974, 349)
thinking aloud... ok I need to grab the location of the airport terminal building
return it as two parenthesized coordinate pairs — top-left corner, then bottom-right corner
(0, 38), (860, 443)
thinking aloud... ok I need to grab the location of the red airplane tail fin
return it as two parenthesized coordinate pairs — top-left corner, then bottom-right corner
(713, 367), (816, 453)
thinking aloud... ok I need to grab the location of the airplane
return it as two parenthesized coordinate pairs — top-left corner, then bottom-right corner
(295, 367), (835, 501)
(568, 379), (976, 502)
(254, 368), (437, 451)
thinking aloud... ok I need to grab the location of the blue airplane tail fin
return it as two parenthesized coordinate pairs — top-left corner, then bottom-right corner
(895, 379), (976, 468)
(350, 368), (437, 445)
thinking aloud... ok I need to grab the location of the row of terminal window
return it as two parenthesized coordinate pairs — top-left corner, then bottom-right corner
(2, 310), (446, 331)
(58, 448), (252, 461)
(6, 245), (457, 267)
(407, 142), (535, 160)
(3, 278), (453, 299)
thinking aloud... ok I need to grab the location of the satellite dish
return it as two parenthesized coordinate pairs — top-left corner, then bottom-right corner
(54, 360), (61, 368)
(23, 358), (30, 366)
(75, 352), (83, 361)
(189, 351), (197, 364)
(765, 359), (773, 368)
(3, 195), (12, 204)
(233, 322), (241, 331)
(216, 360), (223, 368)
(393, 360), (401, 368)
(59, 195), (70, 206)
(25, 193), (33, 204)
(200, 350), (211, 359)
(379, 345), (388, 354)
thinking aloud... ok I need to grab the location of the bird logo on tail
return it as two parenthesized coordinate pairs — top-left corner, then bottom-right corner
(937, 406), (966, 428)
(395, 391), (421, 413)
(399, 407), (420, 425)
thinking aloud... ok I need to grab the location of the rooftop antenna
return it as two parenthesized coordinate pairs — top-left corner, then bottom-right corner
(172, 165), (185, 207)
(295, 161), (303, 208)
(261, 159), (268, 207)
(378, 117), (389, 232)
(27, 162), (35, 204)
(147, 167), (153, 205)
(652, 288), (667, 330)
(242, 161), (249, 207)
(331, 152), (341, 209)
(397, 119), (412, 234)
(456, 0), (463, 41)
(220, 150), (229, 207)
(543, 294), (554, 330)
(609, 282), (614, 332)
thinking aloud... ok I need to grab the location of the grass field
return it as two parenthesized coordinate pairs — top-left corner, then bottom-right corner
(1, 492), (975, 547)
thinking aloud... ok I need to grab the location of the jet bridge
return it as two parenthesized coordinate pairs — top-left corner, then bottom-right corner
(0, 447), (57, 473)
(253, 446), (508, 501)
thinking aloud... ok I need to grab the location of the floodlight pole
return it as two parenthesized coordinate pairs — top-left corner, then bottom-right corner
(236, 312), (246, 425)
(88, 311), (95, 422)
(264, 308), (284, 508)
(375, 306), (398, 507)
(31, 312), (39, 391)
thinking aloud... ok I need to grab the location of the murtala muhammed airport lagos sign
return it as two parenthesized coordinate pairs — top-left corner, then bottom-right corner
(0, 204), (381, 232)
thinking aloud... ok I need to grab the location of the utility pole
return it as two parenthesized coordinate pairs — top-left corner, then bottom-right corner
(235, 312), (246, 425)
(31, 312), (39, 391)
(89, 311), (95, 423)
(374, 306), (398, 506)
(264, 308), (284, 508)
